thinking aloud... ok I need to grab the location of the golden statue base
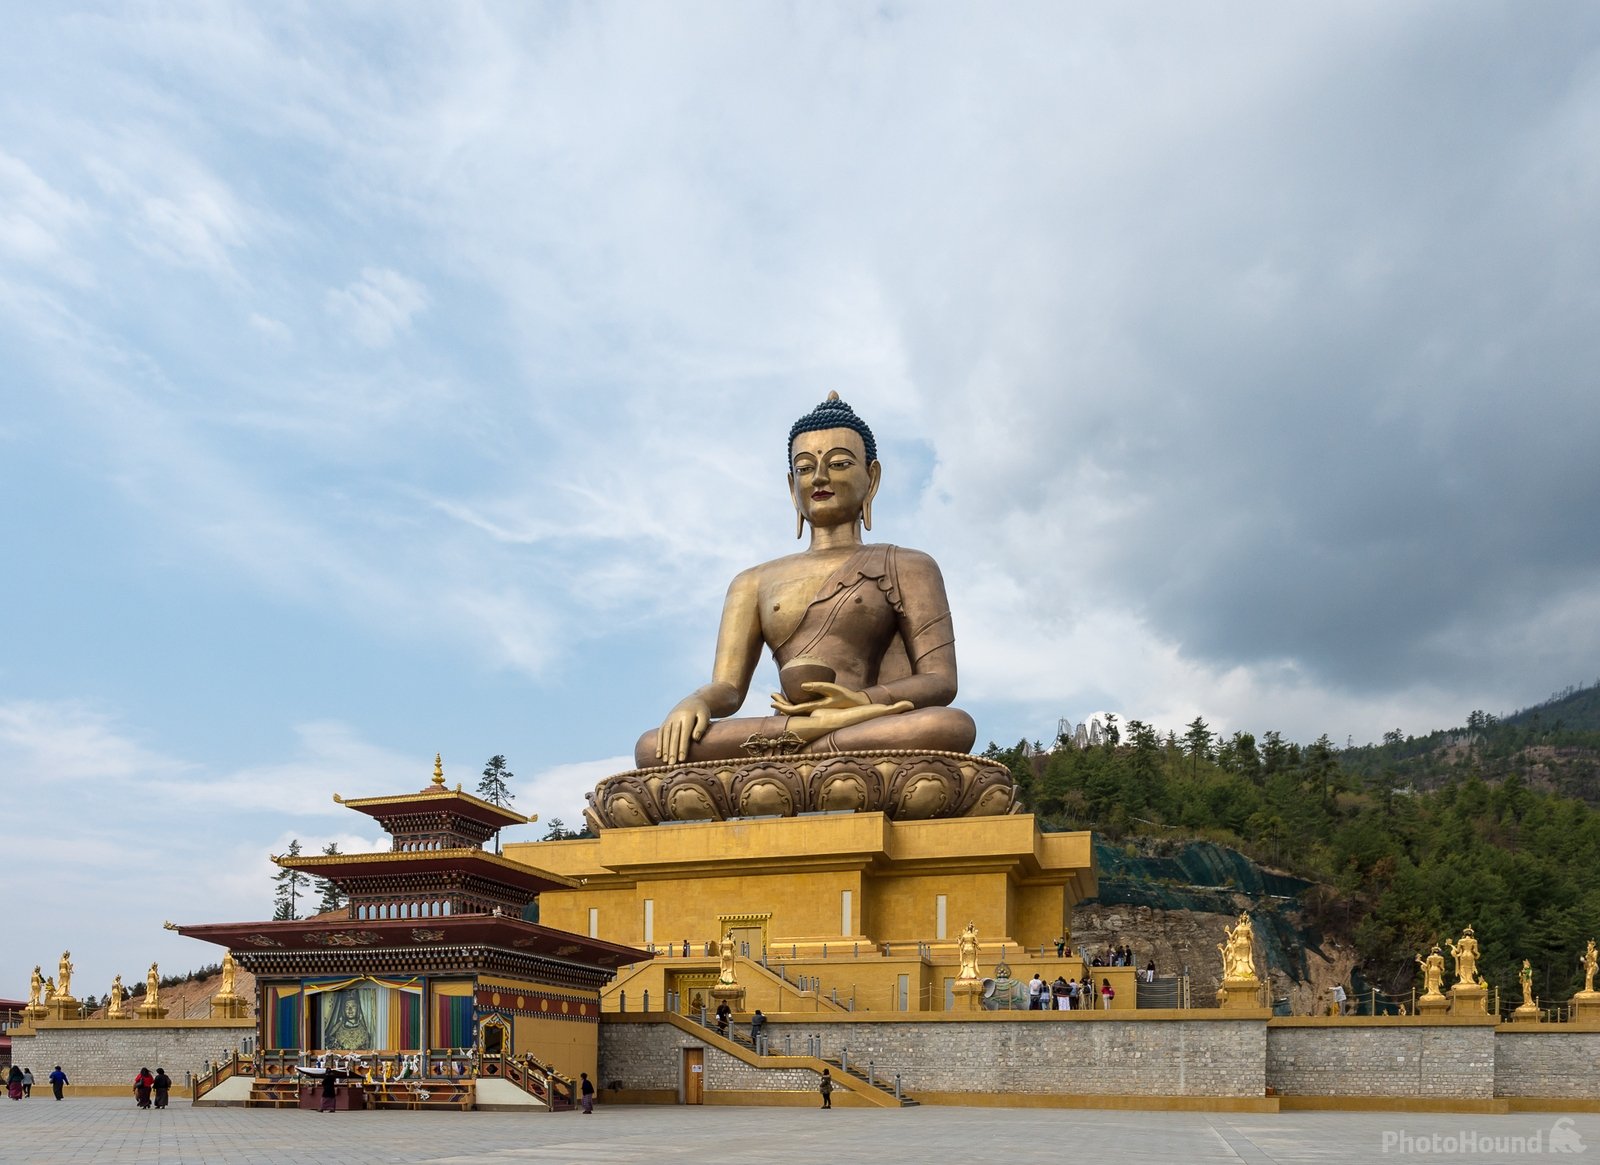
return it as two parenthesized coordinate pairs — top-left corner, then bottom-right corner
(46, 995), (80, 1021)
(585, 751), (1017, 830)
(1510, 1003), (1541, 1024)
(951, 978), (983, 1010)
(1571, 993), (1600, 1022)
(21, 1004), (48, 1024)
(710, 983), (746, 1010)
(1217, 976), (1262, 1010)
(210, 994), (250, 1020)
(105, 1007), (132, 1021)
(1416, 993), (1449, 1016)
(1449, 984), (1488, 1016)
(136, 1002), (170, 1020)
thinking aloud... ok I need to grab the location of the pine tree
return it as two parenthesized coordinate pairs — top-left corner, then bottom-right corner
(479, 755), (515, 807)
(313, 842), (346, 915)
(272, 839), (307, 920)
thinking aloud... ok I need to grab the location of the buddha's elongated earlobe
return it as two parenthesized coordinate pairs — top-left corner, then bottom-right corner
(863, 459), (881, 532)
(790, 472), (805, 539)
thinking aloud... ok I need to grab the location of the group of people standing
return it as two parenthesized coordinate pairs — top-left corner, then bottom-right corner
(132, 1067), (172, 1109)
(6, 1066), (69, 1100)
(1028, 973), (1116, 1010)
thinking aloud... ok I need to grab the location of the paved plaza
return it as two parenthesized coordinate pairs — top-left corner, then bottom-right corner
(0, 1100), (1596, 1165)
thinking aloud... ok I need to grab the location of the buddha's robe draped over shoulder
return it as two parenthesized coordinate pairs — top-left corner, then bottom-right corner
(773, 544), (958, 710)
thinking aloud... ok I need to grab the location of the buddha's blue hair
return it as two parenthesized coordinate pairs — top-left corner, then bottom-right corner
(787, 395), (877, 466)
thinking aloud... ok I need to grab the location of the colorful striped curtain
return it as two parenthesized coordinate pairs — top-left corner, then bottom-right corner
(432, 981), (475, 1048)
(264, 985), (302, 1050)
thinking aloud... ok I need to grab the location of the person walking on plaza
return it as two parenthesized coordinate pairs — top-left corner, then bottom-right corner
(133, 1067), (154, 1109)
(579, 1071), (595, 1114)
(48, 1066), (69, 1101)
(6, 1065), (22, 1100)
(319, 1063), (344, 1113)
(21, 1068), (34, 1097)
(153, 1068), (172, 1109)
(819, 1068), (833, 1109)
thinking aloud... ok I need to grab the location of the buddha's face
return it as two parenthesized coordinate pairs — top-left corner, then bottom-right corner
(790, 427), (879, 531)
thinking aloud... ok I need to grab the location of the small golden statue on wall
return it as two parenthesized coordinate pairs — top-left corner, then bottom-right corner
(1446, 926), (1480, 987)
(107, 974), (129, 1020)
(1219, 913), (1257, 982)
(1511, 958), (1540, 1023)
(57, 951), (74, 998)
(1415, 946), (1447, 999)
(23, 965), (46, 1020)
(710, 931), (745, 1010)
(958, 922), (980, 981)
(1573, 939), (1600, 1020)
(952, 921), (983, 1009)
(1445, 925), (1488, 1015)
(137, 962), (169, 1020)
(210, 950), (249, 1019)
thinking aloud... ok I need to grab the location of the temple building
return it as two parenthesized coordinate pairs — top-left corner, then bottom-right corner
(172, 757), (645, 1106)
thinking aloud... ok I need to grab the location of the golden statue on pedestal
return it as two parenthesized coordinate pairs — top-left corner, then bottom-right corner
(28, 965), (41, 1009)
(107, 975), (128, 1019)
(958, 922), (980, 981)
(57, 951), (74, 998)
(44, 976), (56, 1003)
(586, 395), (1017, 829)
(951, 921), (983, 1008)
(137, 962), (168, 1019)
(1581, 940), (1598, 997)
(1519, 960), (1535, 1008)
(710, 931), (745, 1009)
(1415, 945), (1447, 999)
(1447, 926), (1480, 987)
(1219, 913), (1257, 982)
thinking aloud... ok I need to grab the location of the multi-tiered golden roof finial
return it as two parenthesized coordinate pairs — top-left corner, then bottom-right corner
(432, 752), (446, 789)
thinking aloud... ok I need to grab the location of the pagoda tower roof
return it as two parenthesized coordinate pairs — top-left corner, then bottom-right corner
(275, 846), (578, 896)
(332, 753), (532, 832)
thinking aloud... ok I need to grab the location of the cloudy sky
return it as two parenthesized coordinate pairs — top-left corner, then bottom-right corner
(5, 2), (1599, 1000)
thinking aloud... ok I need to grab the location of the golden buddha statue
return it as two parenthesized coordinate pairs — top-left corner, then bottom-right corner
(637, 393), (975, 766)
(588, 395), (1014, 829)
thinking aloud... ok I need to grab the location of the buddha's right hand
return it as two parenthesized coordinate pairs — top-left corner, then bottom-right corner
(657, 697), (712, 764)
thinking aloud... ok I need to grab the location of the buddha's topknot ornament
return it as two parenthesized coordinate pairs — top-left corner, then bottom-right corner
(788, 390), (877, 466)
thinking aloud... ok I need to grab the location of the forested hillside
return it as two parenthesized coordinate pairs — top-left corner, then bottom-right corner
(987, 679), (1600, 1007)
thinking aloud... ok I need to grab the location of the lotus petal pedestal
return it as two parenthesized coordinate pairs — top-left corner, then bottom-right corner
(585, 751), (1017, 831)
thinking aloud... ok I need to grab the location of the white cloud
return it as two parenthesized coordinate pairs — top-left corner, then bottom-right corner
(325, 267), (428, 348)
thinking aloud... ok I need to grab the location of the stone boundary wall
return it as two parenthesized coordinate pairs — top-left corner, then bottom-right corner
(603, 1011), (1267, 1099)
(1494, 1028), (1600, 1099)
(7, 1020), (254, 1086)
(603, 1013), (1600, 1107)
(601, 1022), (819, 1099)
(1265, 1018), (1496, 1099)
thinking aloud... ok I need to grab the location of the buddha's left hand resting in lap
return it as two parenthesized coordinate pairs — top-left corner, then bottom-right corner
(635, 394), (976, 768)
